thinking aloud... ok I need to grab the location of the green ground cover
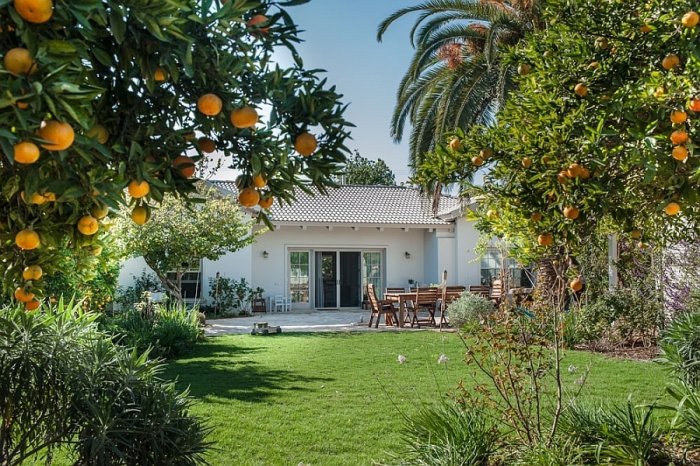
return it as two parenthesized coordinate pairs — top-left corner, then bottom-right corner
(164, 331), (668, 465)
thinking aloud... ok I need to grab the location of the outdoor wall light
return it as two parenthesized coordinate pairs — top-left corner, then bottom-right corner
(404, 251), (411, 259)
(262, 250), (269, 258)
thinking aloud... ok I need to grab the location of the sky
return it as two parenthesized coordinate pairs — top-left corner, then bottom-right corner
(212, 0), (421, 183)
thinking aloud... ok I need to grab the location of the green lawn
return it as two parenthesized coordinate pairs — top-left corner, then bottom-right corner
(164, 331), (669, 466)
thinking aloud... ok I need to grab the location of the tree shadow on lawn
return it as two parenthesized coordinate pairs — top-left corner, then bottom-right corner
(166, 341), (334, 404)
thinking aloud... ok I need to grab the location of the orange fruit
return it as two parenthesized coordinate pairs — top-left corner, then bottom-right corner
(640, 24), (652, 33)
(664, 201), (681, 216)
(24, 191), (47, 205)
(15, 229), (40, 250)
(90, 203), (109, 219)
(471, 156), (484, 167)
(630, 229), (642, 239)
(567, 163), (583, 178)
(22, 265), (43, 281)
(480, 148), (494, 159)
(86, 124), (109, 144)
(521, 157), (533, 168)
(588, 61), (599, 70)
(574, 83), (588, 97)
(252, 174), (267, 188)
(173, 155), (196, 178)
(154, 66), (168, 82)
(197, 93), (223, 116)
(37, 120), (74, 151)
(89, 245), (103, 256)
(13, 141), (40, 164)
(131, 206), (149, 225)
(662, 53), (680, 70)
(295, 132), (318, 156)
(449, 138), (461, 151)
(689, 99), (700, 113)
(25, 299), (40, 311)
(3, 47), (37, 76)
(670, 110), (688, 124)
(569, 277), (583, 292)
(517, 63), (531, 75)
(14, 287), (35, 303)
(537, 233), (553, 247)
(14, 0), (53, 23)
(43, 192), (56, 202)
(197, 137), (217, 153)
(682, 11), (699, 28)
(247, 14), (270, 33)
(16, 99), (29, 109)
(578, 167), (591, 179)
(258, 195), (274, 209)
(563, 206), (580, 220)
(670, 130), (689, 145)
(594, 37), (609, 49)
(128, 180), (150, 198)
(238, 187), (260, 207)
(530, 212), (543, 222)
(557, 171), (569, 184)
(77, 215), (99, 236)
(230, 106), (259, 129)
(672, 146), (688, 161)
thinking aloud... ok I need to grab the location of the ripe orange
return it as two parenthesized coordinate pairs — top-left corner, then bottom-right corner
(22, 265), (43, 281)
(295, 132), (318, 156)
(37, 120), (74, 151)
(574, 83), (588, 97)
(128, 180), (150, 198)
(86, 124), (109, 144)
(449, 138), (461, 151)
(131, 206), (149, 225)
(537, 233), (553, 247)
(77, 215), (99, 236)
(230, 106), (259, 129)
(530, 212), (543, 222)
(43, 192), (56, 202)
(471, 156), (484, 167)
(252, 174), (267, 188)
(578, 167), (591, 179)
(690, 99), (700, 113)
(670, 110), (688, 124)
(15, 229), (40, 250)
(90, 203), (109, 219)
(563, 206), (580, 220)
(662, 53), (680, 70)
(4, 47), (37, 76)
(569, 277), (583, 292)
(25, 299), (41, 311)
(154, 66), (168, 82)
(23, 191), (46, 205)
(567, 163), (583, 178)
(521, 157), (533, 168)
(630, 229), (642, 239)
(238, 187), (260, 207)
(173, 155), (196, 178)
(640, 24), (652, 33)
(682, 11), (699, 28)
(588, 61), (599, 70)
(247, 14), (270, 33)
(664, 201), (681, 216)
(517, 63), (531, 75)
(197, 93), (223, 116)
(557, 171), (569, 184)
(594, 37), (608, 49)
(258, 196), (274, 209)
(480, 148), (494, 159)
(672, 146), (688, 161)
(14, 141), (40, 164)
(14, 0), (53, 23)
(14, 287), (35, 303)
(197, 137), (217, 153)
(670, 130), (689, 145)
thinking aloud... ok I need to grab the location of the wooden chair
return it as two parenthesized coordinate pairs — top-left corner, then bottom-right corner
(446, 286), (466, 293)
(489, 279), (505, 306)
(251, 297), (267, 313)
(469, 285), (490, 299)
(367, 283), (397, 328)
(407, 287), (438, 327)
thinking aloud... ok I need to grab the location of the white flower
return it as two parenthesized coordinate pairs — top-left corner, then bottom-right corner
(438, 354), (449, 364)
(397, 354), (407, 364)
(568, 364), (577, 373)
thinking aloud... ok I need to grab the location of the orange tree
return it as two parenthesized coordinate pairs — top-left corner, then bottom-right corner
(0, 0), (352, 308)
(415, 0), (700, 286)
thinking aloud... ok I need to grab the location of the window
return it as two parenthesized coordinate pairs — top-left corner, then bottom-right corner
(480, 247), (533, 287)
(362, 251), (383, 298)
(166, 261), (202, 300)
(289, 251), (310, 304)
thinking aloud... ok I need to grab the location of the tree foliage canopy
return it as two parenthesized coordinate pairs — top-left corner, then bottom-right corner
(0, 0), (352, 306)
(344, 151), (396, 186)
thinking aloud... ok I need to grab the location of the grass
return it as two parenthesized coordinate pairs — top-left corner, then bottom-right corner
(163, 331), (669, 466)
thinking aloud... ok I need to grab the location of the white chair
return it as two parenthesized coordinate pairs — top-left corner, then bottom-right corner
(273, 295), (292, 312)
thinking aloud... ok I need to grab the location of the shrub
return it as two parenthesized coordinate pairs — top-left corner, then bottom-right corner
(395, 401), (499, 466)
(665, 382), (700, 451)
(114, 271), (164, 311)
(208, 276), (263, 316)
(514, 440), (585, 466)
(0, 300), (210, 465)
(446, 292), (494, 330)
(659, 308), (700, 388)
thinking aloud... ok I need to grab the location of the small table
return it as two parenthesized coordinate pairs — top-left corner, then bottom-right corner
(383, 292), (417, 328)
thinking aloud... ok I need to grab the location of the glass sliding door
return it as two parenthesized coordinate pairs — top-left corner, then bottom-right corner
(339, 252), (361, 307)
(289, 251), (310, 308)
(362, 251), (383, 298)
(315, 251), (338, 308)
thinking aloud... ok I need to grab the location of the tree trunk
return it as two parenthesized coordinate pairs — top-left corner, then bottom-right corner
(143, 258), (183, 305)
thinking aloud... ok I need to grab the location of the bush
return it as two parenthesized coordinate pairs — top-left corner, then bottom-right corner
(102, 304), (202, 359)
(446, 292), (494, 331)
(0, 300), (210, 465)
(114, 271), (164, 311)
(208, 276), (263, 316)
(514, 440), (585, 466)
(665, 382), (700, 452)
(394, 401), (499, 466)
(659, 308), (700, 388)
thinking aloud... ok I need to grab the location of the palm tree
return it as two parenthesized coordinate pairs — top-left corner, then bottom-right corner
(377, 0), (541, 175)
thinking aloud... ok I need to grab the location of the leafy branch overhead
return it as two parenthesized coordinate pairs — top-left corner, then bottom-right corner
(0, 0), (352, 305)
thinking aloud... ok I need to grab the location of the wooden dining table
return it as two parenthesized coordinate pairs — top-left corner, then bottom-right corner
(383, 291), (418, 328)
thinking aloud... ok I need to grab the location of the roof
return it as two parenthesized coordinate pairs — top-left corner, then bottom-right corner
(211, 181), (461, 226)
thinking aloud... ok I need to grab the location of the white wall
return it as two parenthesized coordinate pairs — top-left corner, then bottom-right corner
(455, 217), (482, 286)
(117, 256), (153, 290)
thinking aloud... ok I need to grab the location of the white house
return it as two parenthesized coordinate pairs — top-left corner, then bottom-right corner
(118, 183), (512, 311)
